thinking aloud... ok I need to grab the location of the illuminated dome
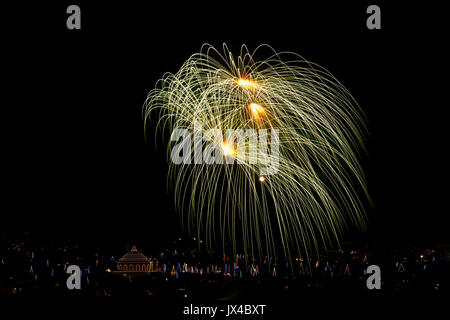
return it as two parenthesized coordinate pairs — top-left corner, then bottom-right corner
(114, 246), (159, 277)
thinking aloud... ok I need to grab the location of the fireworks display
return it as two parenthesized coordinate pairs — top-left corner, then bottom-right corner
(144, 43), (370, 263)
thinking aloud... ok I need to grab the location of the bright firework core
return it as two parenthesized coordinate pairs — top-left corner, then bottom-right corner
(237, 78), (257, 88)
(221, 142), (235, 157)
(249, 103), (265, 118)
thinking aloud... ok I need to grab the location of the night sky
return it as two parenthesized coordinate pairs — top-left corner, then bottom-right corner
(3, 1), (448, 246)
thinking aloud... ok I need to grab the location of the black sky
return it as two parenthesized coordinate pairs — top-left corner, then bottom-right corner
(2, 1), (448, 245)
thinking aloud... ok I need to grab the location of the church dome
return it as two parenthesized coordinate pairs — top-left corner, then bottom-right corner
(117, 246), (151, 264)
(114, 246), (159, 277)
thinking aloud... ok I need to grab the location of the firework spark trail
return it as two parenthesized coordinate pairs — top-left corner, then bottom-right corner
(144, 43), (370, 264)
